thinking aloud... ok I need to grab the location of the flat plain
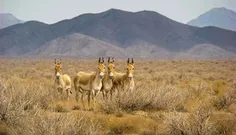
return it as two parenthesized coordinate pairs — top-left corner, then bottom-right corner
(0, 58), (236, 135)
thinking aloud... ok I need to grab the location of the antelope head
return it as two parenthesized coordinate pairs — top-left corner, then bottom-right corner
(98, 57), (105, 78)
(54, 59), (62, 79)
(127, 58), (134, 79)
(107, 57), (115, 79)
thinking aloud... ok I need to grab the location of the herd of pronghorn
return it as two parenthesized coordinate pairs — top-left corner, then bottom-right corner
(54, 57), (135, 110)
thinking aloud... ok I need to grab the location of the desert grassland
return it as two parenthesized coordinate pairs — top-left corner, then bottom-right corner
(0, 58), (236, 135)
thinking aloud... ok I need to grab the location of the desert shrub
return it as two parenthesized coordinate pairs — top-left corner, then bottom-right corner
(27, 113), (100, 135)
(72, 105), (81, 110)
(164, 112), (190, 135)
(100, 84), (190, 113)
(212, 119), (236, 135)
(107, 123), (137, 135)
(0, 79), (58, 134)
(0, 84), (30, 127)
(140, 129), (159, 135)
(214, 89), (236, 110)
(164, 100), (214, 135)
(188, 80), (214, 96)
(53, 104), (69, 113)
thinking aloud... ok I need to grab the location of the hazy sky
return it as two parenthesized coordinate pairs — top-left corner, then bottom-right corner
(1, 0), (236, 24)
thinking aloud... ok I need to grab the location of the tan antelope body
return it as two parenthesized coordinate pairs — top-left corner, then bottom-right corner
(101, 57), (116, 100)
(112, 58), (135, 97)
(54, 59), (72, 100)
(74, 58), (105, 110)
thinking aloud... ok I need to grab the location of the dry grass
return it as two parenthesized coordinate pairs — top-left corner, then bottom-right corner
(0, 58), (236, 135)
(99, 84), (191, 113)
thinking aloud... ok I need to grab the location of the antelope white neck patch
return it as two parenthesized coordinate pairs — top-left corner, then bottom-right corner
(56, 72), (60, 77)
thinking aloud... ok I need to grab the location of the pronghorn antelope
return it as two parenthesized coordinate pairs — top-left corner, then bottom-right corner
(101, 57), (116, 100)
(54, 59), (72, 100)
(112, 58), (135, 97)
(74, 57), (105, 110)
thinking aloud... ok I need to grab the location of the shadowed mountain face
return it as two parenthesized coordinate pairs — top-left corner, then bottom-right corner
(0, 21), (56, 55)
(28, 33), (134, 58)
(187, 7), (236, 31)
(0, 13), (24, 29)
(51, 9), (203, 51)
(0, 9), (236, 59)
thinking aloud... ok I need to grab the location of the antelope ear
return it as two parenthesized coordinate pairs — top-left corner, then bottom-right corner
(132, 58), (134, 64)
(54, 59), (57, 64)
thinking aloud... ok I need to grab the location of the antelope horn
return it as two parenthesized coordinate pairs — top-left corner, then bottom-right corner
(98, 57), (101, 63)
(127, 58), (130, 64)
(54, 59), (57, 64)
(132, 58), (134, 64)
(102, 57), (104, 63)
(108, 57), (110, 63)
(112, 57), (114, 63)
(60, 59), (62, 64)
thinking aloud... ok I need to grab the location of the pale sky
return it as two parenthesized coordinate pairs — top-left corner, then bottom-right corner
(1, 0), (236, 24)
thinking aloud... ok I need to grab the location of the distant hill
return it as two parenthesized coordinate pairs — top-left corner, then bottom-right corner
(177, 44), (236, 59)
(0, 9), (236, 59)
(0, 13), (24, 29)
(28, 33), (235, 59)
(187, 7), (236, 31)
(0, 21), (55, 55)
(28, 33), (133, 58)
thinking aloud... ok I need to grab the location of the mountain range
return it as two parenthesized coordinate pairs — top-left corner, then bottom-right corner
(187, 7), (236, 31)
(0, 8), (236, 59)
(0, 13), (24, 29)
